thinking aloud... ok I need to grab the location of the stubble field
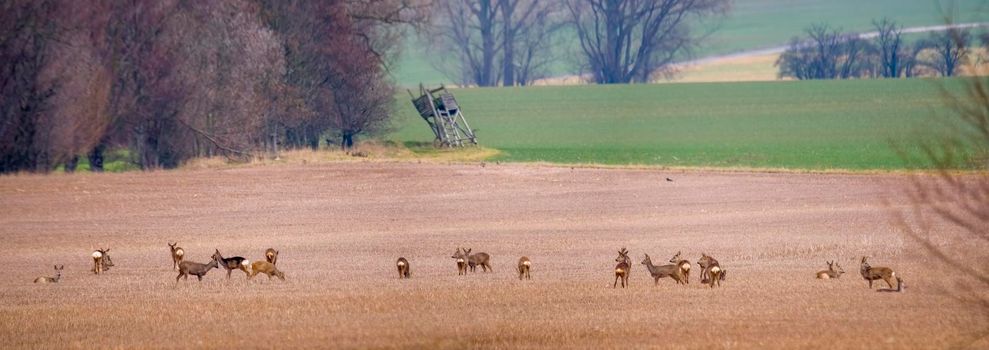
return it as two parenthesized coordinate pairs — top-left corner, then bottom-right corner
(0, 162), (986, 349)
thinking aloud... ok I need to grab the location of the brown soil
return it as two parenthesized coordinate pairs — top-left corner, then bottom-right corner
(0, 162), (985, 349)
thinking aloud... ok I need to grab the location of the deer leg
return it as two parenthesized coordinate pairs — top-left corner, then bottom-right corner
(176, 272), (183, 283)
(613, 275), (619, 288)
(868, 279), (873, 289)
(197, 274), (203, 281)
(884, 277), (894, 289)
(226, 268), (232, 279)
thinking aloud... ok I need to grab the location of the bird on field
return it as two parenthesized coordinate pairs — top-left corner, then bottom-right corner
(666, 177), (674, 182)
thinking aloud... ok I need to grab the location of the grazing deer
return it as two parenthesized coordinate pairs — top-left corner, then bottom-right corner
(396, 257), (411, 279)
(669, 251), (691, 284)
(816, 260), (845, 279)
(211, 249), (250, 279)
(876, 277), (905, 293)
(168, 242), (184, 270)
(176, 259), (219, 283)
(517, 256), (531, 280)
(642, 254), (685, 285)
(265, 248), (279, 265)
(860, 256), (897, 289)
(91, 248), (114, 274)
(249, 261), (285, 281)
(34, 265), (64, 283)
(697, 253), (725, 288)
(613, 247), (631, 288)
(451, 248), (468, 275)
(461, 248), (492, 273)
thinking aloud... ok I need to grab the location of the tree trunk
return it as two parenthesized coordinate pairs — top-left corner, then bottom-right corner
(501, 0), (516, 87)
(64, 155), (79, 173)
(88, 143), (104, 172)
(340, 132), (354, 151)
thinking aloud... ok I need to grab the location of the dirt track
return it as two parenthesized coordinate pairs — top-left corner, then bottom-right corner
(0, 162), (985, 349)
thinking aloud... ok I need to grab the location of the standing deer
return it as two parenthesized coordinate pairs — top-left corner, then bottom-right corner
(642, 254), (685, 285)
(464, 248), (492, 273)
(697, 253), (725, 288)
(176, 259), (219, 283)
(816, 260), (845, 279)
(91, 248), (114, 275)
(249, 261), (285, 281)
(451, 248), (468, 275)
(265, 248), (279, 265)
(212, 249), (250, 279)
(613, 247), (631, 288)
(876, 277), (905, 293)
(396, 257), (411, 279)
(517, 256), (531, 280)
(860, 256), (897, 289)
(34, 265), (64, 283)
(669, 251), (691, 284)
(168, 242), (184, 270)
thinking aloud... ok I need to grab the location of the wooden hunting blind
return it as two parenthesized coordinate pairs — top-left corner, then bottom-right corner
(409, 84), (477, 147)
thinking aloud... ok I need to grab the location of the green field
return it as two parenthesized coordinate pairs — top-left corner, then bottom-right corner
(392, 0), (987, 87)
(389, 78), (972, 170)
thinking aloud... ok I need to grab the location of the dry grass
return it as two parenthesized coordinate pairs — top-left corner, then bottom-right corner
(0, 162), (986, 349)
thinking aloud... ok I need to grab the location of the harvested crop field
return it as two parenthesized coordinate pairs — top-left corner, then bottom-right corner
(0, 162), (985, 349)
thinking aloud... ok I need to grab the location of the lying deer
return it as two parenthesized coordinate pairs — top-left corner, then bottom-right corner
(642, 254), (685, 285)
(613, 247), (630, 288)
(91, 248), (114, 275)
(876, 277), (905, 293)
(860, 256), (897, 289)
(168, 242), (184, 270)
(212, 249), (250, 279)
(669, 251), (691, 284)
(249, 261), (285, 281)
(816, 260), (845, 279)
(517, 256), (531, 280)
(34, 265), (64, 283)
(465, 248), (492, 273)
(451, 248), (468, 275)
(396, 257), (411, 279)
(265, 248), (279, 265)
(176, 259), (219, 283)
(698, 253), (725, 288)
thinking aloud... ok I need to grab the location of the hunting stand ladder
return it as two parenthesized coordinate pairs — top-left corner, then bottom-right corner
(409, 84), (477, 147)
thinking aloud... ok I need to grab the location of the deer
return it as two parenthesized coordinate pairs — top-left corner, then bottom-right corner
(860, 256), (897, 289)
(613, 247), (631, 288)
(517, 256), (531, 280)
(176, 259), (219, 283)
(465, 248), (492, 273)
(265, 248), (279, 265)
(34, 265), (64, 283)
(211, 249), (250, 279)
(669, 251), (691, 284)
(168, 242), (184, 270)
(697, 253), (725, 288)
(451, 248), (468, 275)
(876, 277), (905, 293)
(91, 248), (114, 275)
(642, 254), (685, 285)
(396, 257), (411, 279)
(816, 260), (845, 279)
(249, 261), (285, 281)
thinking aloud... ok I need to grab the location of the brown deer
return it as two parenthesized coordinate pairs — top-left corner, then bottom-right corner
(642, 254), (685, 285)
(249, 261), (285, 281)
(396, 257), (411, 279)
(168, 242), (184, 270)
(517, 256), (531, 280)
(265, 248), (279, 265)
(860, 256), (897, 289)
(613, 247), (631, 288)
(34, 265), (64, 283)
(816, 260), (845, 279)
(669, 251), (691, 284)
(465, 248), (492, 273)
(876, 277), (905, 293)
(451, 248), (468, 275)
(91, 248), (114, 274)
(697, 253), (725, 288)
(211, 249), (250, 279)
(176, 259), (219, 283)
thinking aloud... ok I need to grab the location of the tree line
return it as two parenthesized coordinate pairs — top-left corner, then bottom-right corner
(777, 19), (985, 80)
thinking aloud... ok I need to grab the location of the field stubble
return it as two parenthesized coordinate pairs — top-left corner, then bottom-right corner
(0, 162), (986, 349)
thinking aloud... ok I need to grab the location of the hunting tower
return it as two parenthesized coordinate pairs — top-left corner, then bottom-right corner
(409, 84), (477, 147)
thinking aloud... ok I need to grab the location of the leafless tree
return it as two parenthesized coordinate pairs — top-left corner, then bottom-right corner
(919, 28), (971, 77)
(776, 24), (876, 80)
(564, 0), (729, 84)
(873, 18), (907, 78)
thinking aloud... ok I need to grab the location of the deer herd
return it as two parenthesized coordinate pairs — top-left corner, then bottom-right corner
(32, 243), (903, 292)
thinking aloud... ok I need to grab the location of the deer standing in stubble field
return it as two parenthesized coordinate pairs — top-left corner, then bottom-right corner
(669, 251), (691, 284)
(465, 248), (492, 273)
(91, 248), (114, 274)
(176, 259), (219, 283)
(265, 248), (279, 265)
(697, 253), (725, 288)
(212, 249), (250, 279)
(613, 247), (630, 288)
(34, 265), (64, 283)
(168, 242), (184, 270)
(642, 254), (685, 285)
(860, 256), (897, 289)
(396, 257), (411, 279)
(452, 248), (468, 275)
(517, 256), (531, 280)
(816, 260), (844, 279)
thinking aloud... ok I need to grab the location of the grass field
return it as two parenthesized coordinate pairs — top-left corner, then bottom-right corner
(390, 78), (968, 170)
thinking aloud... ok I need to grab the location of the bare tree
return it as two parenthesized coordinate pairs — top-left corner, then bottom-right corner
(873, 18), (906, 78)
(564, 0), (728, 84)
(920, 28), (971, 77)
(776, 24), (876, 80)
